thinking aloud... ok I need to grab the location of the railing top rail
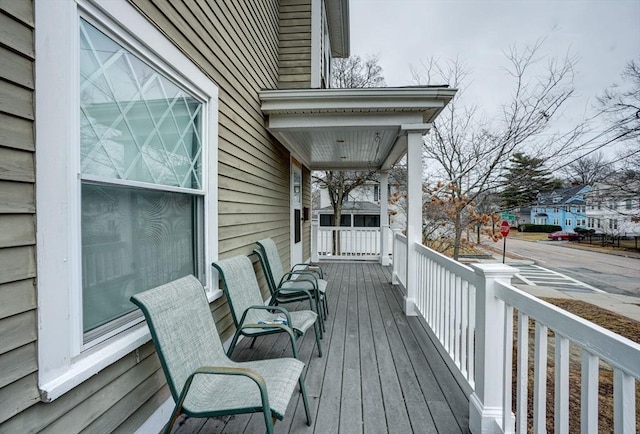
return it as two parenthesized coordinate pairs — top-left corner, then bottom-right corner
(415, 242), (479, 285)
(317, 226), (380, 231)
(495, 281), (640, 378)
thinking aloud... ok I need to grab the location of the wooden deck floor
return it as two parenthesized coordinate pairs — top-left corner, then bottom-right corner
(172, 262), (470, 433)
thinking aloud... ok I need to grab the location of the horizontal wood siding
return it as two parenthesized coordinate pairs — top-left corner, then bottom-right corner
(0, 0), (39, 426)
(1, 0), (302, 432)
(278, 0), (312, 89)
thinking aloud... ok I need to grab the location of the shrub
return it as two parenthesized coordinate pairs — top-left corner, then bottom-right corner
(518, 224), (562, 233)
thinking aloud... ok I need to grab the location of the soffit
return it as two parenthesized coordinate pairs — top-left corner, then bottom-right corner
(259, 87), (456, 171)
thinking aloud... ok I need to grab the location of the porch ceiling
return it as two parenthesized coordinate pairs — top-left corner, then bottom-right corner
(259, 87), (456, 171)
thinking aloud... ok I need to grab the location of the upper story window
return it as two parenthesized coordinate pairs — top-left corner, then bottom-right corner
(312, 0), (332, 88)
(36, 0), (218, 401)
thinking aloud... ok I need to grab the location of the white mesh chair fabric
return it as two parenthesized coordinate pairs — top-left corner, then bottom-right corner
(130, 275), (311, 433)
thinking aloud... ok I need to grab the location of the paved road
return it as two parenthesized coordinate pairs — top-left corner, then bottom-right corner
(504, 238), (640, 296)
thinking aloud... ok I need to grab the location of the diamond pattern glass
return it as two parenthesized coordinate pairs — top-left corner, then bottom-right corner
(80, 19), (203, 189)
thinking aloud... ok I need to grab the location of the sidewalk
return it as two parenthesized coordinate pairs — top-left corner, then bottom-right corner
(473, 243), (640, 323)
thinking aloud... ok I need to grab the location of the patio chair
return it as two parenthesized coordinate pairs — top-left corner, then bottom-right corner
(255, 238), (329, 325)
(130, 275), (311, 434)
(211, 255), (322, 359)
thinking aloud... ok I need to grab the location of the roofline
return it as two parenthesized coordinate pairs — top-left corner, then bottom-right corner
(259, 87), (457, 113)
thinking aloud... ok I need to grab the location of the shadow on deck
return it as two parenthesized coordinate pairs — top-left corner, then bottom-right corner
(172, 262), (470, 433)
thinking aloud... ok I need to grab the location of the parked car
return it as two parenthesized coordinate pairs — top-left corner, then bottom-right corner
(548, 231), (584, 241)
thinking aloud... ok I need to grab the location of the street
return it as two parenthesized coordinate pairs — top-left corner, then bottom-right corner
(503, 238), (640, 296)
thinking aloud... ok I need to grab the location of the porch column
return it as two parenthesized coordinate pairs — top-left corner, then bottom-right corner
(379, 170), (390, 266)
(468, 263), (518, 434)
(402, 123), (430, 316)
(311, 219), (319, 262)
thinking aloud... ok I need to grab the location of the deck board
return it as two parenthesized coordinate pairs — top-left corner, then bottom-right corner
(171, 262), (470, 433)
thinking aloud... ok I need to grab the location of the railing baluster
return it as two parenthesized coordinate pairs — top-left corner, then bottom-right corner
(581, 350), (598, 434)
(555, 334), (569, 434)
(460, 280), (469, 378)
(517, 312), (529, 434)
(534, 322), (548, 434)
(503, 304), (514, 433)
(614, 368), (636, 434)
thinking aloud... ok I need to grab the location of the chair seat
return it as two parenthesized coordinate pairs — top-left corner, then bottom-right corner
(241, 310), (318, 337)
(184, 357), (305, 420)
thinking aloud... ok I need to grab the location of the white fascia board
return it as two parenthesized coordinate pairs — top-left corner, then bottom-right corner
(266, 112), (423, 130)
(259, 88), (455, 113)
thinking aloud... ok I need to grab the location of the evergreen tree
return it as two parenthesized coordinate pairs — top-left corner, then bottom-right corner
(500, 152), (556, 208)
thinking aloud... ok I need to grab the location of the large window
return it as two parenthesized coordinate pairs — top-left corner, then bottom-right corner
(36, 0), (218, 401)
(80, 19), (206, 341)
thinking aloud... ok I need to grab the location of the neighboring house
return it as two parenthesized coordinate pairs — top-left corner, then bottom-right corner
(0, 0), (453, 431)
(530, 185), (590, 231)
(585, 181), (640, 236)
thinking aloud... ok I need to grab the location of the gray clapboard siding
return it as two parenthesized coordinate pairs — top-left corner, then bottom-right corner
(0, 372), (39, 424)
(0, 10), (34, 58)
(0, 180), (34, 213)
(0, 279), (36, 319)
(0, 46), (33, 89)
(0, 246), (36, 284)
(0, 0), (38, 428)
(0, 80), (33, 120)
(0, 309), (36, 355)
(0, 214), (35, 248)
(0, 147), (34, 182)
(278, 0), (312, 88)
(0, 0), (34, 27)
(0, 342), (159, 432)
(0, 113), (34, 151)
(113, 385), (171, 434)
(0, 342), (37, 389)
(43, 355), (162, 433)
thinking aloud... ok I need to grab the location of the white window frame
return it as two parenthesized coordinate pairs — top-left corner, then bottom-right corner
(35, 0), (219, 401)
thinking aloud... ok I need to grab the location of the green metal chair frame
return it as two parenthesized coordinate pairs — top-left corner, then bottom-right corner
(130, 275), (311, 434)
(211, 255), (322, 359)
(255, 238), (329, 327)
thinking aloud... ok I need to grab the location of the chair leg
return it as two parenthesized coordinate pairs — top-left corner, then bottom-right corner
(298, 376), (312, 426)
(313, 321), (322, 357)
(226, 331), (241, 357)
(163, 404), (182, 434)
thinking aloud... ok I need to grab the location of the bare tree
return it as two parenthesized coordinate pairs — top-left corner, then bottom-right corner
(312, 55), (386, 253)
(562, 152), (613, 185)
(412, 40), (580, 259)
(331, 54), (386, 88)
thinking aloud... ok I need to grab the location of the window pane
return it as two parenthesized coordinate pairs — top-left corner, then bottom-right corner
(81, 183), (197, 334)
(80, 19), (203, 189)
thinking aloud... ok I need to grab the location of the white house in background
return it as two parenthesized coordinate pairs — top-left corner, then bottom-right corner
(585, 181), (640, 236)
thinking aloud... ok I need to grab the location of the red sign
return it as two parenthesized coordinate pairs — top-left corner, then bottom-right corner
(500, 221), (510, 237)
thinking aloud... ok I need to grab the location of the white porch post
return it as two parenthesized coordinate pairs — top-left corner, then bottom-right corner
(402, 124), (430, 316)
(379, 170), (390, 266)
(468, 263), (518, 434)
(311, 219), (319, 262)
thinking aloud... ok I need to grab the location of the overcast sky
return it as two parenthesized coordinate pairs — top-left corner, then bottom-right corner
(349, 0), (640, 158)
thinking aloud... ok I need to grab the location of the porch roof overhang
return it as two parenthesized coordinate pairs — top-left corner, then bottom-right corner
(259, 87), (456, 171)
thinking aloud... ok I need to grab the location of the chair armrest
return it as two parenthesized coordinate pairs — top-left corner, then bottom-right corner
(241, 304), (293, 328)
(280, 272), (318, 289)
(175, 366), (271, 419)
(291, 263), (323, 279)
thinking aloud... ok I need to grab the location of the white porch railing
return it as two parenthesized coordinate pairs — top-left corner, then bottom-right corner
(314, 225), (382, 260)
(392, 235), (640, 434)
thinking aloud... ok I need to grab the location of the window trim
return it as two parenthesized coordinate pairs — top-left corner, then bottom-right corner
(35, 0), (219, 401)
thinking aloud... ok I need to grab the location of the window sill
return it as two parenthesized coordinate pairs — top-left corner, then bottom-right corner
(40, 288), (223, 402)
(40, 323), (151, 402)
